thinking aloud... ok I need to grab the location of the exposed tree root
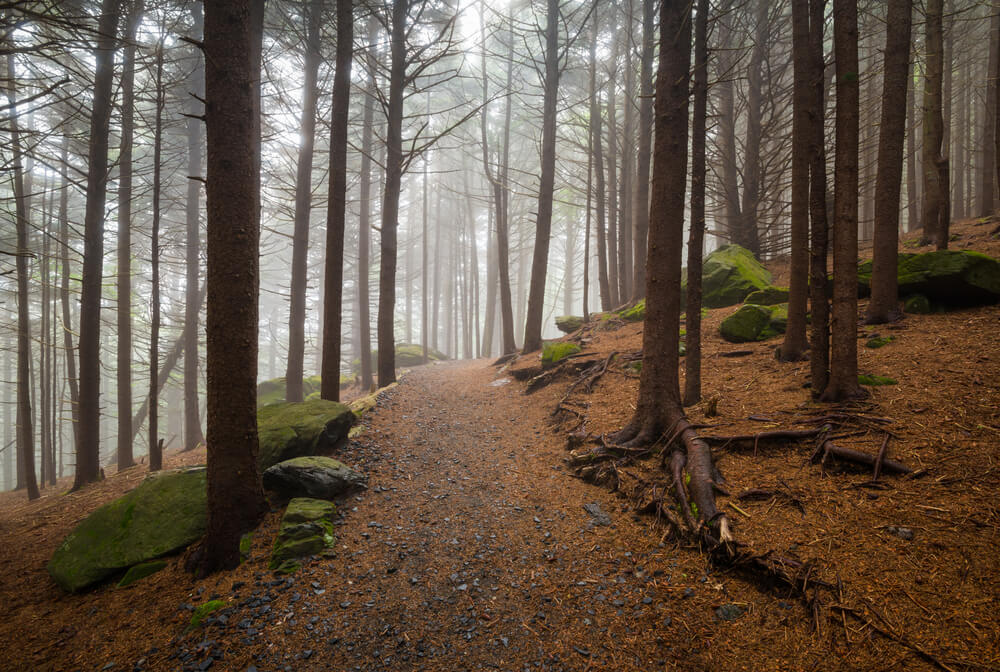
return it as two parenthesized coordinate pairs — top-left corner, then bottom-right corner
(811, 438), (913, 475)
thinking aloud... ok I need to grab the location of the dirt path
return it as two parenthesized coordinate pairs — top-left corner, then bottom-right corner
(222, 360), (721, 672)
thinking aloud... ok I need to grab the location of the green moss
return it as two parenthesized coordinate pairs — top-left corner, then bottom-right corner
(257, 399), (356, 470)
(555, 315), (585, 333)
(903, 294), (931, 314)
(188, 600), (226, 631)
(859, 250), (1000, 306)
(744, 286), (789, 306)
(619, 299), (646, 322)
(858, 374), (897, 386)
(348, 383), (397, 419)
(719, 305), (772, 343)
(116, 560), (168, 588)
(269, 498), (337, 572)
(239, 532), (254, 562)
(686, 244), (772, 308)
(865, 335), (894, 349)
(541, 342), (582, 367)
(48, 468), (208, 592)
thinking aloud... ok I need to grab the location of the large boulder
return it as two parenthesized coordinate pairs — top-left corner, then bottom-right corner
(258, 399), (356, 471)
(270, 498), (337, 573)
(685, 244), (773, 308)
(48, 468), (207, 592)
(720, 303), (788, 343)
(744, 285), (789, 306)
(263, 456), (366, 499)
(354, 344), (447, 372)
(555, 315), (585, 333)
(257, 376), (323, 408)
(541, 341), (581, 368)
(857, 250), (1000, 307)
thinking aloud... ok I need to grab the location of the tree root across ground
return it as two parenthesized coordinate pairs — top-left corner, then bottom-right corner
(505, 298), (1000, 672)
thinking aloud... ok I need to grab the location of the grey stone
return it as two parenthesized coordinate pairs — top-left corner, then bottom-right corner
(263, 456), (366, 499)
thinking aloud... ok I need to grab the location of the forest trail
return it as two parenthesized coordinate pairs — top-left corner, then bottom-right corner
(229, 359), (722, 671)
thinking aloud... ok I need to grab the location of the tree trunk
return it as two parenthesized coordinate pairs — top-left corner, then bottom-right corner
(738, 0), (767, 257)
(321, 0), (353, 401)
(377, 0), (408, 383)
(983, 9), (999, 217)
(150, 46), (164, 472)
(286, 0), (324, 402)
(781, 0), (813, 361)
(921, 0), (947, 249)
(613, 0), (695, 450)
(58, 137), (79, 450)
(716, 0), (742, 241)
(358, 16), (378, 390)
(865, 0), (912, 324)
(521, 0), (560, 353)
(184, 1), (206, 452)
(188, 0), (268, 578)
(75, 0), (120, 490)
(821, 0), (864, 402)
(906, 54), (918, 231)
(606, 35), (620, 307)
(808, 0), (830, 395)
(631, 0), (654, 300)
(116, 0), (144, 470)
(684, 0), (709, 405)
(589, 5), (611, 313)
(618, 0), (635, 303)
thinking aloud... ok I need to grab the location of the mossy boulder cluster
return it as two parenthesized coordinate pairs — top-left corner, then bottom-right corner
(720, 303), (789, 343)
(269, 498), (337, 574)
(541, 342), (581, 368)
(687, 244), (773, 308)
(744, 286), (789, 306)
(257, 399), (356, 471)
(857, 249), (1000, 309)
(47, 468), (208, 592)
(353, 343), (447, 372)
(263, 456), (367, 499)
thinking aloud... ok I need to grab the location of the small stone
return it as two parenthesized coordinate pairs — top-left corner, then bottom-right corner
(642, 596), (653, 605)
(683, 588), (695, 599)
(887, 526), (915, 541)
(715, 603), (744, 622)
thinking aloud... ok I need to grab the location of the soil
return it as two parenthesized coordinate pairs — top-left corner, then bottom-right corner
(0, 217), (998, 672)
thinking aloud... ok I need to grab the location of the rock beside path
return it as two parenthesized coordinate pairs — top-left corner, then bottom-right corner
(48, 468), (207, 592)
(263, 456), (367, 499)
(257, 399), (356, 470)
(269, 498), (337, 573)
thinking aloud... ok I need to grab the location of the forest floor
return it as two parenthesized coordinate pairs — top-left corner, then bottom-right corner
(0, 217), (998, 672)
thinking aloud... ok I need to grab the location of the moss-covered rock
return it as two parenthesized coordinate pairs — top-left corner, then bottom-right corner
(744, 285), (789, 306)
(865, 335), (894, 349)
(719, 303), (788, 343)
(263, 455), (366, 499)
(555, 315), (585, 333)
(859, 374), (897, 386)
(269, 498), (336, 572)
(48, 468), (207, 592)
(257, 399), (356, 471)
(858, 250), (1000, 306)
(541, 342), (582, 367)
(619, 300), (646, 322)
(685, 244), (772, 308)
(903, 294), (932, 314)
(257, 375), (323, 408)
(720, 305), (772, 342)
(188, 600), (226, 632)
(116, 560), (168, 588)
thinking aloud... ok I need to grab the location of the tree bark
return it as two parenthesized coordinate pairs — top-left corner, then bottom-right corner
(921, 0), (947, 249)
(117, 0), (144, 470)
(377, 0), (408, 383)
(606, 34), (620, 307)
(613, 0), (692, 446)
(983, 9), (999, 217)
(631, 0), (654, 300)
(618, 0), (635, 303)
(286, 0), (324, 402)
(522, 0), (560, 353)
(358, 16), (378, 390)
(821, 0), (864, 402)
(865, 0), (912, 324)
(808, 0), (830, 395)
(5, 25), (40, 500)
(684, 0), (709, 405)
(589, 5), (611, 313)
(188, 0), (268, 577)
(149, 46), (164, 472)
(738, 0), (767, 257)
(57, 136), (79, 450)
(321, 0), (354, 401)
(781, 0), (813, 361)
(184, 1), (206, 452)
(75, 0), (120, 490)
